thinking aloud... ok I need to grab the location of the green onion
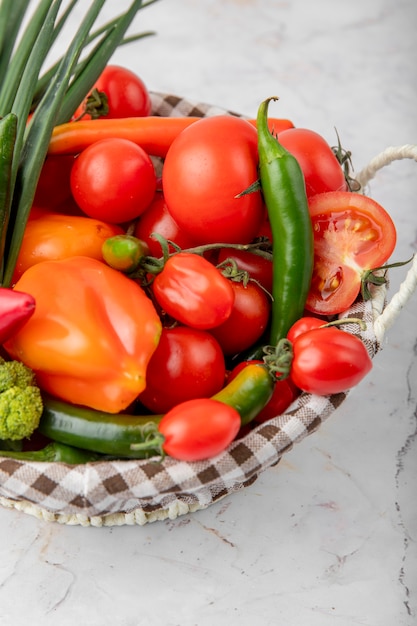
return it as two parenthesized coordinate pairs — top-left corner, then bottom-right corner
(0, 0), (159, 287)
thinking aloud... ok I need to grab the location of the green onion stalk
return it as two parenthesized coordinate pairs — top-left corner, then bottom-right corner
(0, 0), (159, 287)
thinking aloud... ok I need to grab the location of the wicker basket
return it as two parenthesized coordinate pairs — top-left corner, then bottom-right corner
(1, 93), (416, 526)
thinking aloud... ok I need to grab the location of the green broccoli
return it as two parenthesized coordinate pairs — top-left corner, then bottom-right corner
(0, 357), (43, 440)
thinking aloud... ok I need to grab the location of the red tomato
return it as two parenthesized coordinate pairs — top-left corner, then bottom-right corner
(70, 138), (156, 223)
(217, 248), (273, 293)
(306, 191), (397, 315)
(162, 116), (264, 244)
(210, 280), (271, 356)
(133, 190), (195, 256)
(228, 360), (299, 423)
(152, 252), (235, 329)
(33, 155), (75, 209)
(73, 64), (152, 120)
(278, 128), (348, 197)
(287, 316), (326, 343)
(290, 327), (372, 395)
(138, 326), (226, 413)
(159, 398), (241, 461)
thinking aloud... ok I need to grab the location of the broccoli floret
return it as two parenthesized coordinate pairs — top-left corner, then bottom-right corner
(0, 357), (43, 440)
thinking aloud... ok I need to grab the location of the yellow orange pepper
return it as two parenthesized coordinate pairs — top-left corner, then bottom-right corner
(12, 212), (124, 283)
(4, 256), (162, 413)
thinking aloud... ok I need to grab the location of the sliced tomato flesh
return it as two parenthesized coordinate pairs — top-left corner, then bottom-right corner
(306, 191), (396, 315)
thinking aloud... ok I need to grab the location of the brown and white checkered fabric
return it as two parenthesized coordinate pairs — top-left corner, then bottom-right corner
(0, 94), (383, 521)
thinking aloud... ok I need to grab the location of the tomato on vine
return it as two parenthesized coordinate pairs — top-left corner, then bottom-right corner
(151, 252), (235, 329)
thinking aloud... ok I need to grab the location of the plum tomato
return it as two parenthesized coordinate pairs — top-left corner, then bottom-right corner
(138, 326), (226, 414)
(306, 191), (397, 315)
(290, 326), (372, 395)
(151, 252), (235, 329)
(159, 398), (241, 461)
(70, 137), (157, 223)
(162, 116), (265, 245)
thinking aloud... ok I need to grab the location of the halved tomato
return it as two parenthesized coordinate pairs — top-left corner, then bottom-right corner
(306, 191), (396, 315)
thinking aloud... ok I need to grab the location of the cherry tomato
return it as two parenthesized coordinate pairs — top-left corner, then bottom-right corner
(13, 213), (124, 282)
(210, 280), (271, 356)
(278, 128), (348, 197)
(306, 191), (397, 315)
(70, 138), (157, 223)
(138, 326), (226, 413)
(73, 64), (152, 120)
(287, 315), (326, 343)
(133, 190), (195, 257)
(217, 248), (273, 293)
(152, 252), (235, 329)
(162, 116), (264, 245)
(159, 398), (241, 461)
(290, 326), (372, 395)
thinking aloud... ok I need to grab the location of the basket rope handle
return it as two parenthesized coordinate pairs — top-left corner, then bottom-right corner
(356, 144), (417, 343)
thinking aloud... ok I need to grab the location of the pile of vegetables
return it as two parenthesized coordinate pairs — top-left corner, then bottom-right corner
(0, 1), (400, 465)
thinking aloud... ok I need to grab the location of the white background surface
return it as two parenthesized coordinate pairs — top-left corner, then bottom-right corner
(1, 1), (416, 625)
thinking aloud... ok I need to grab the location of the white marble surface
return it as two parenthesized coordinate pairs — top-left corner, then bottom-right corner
(1, 1), (416, 624)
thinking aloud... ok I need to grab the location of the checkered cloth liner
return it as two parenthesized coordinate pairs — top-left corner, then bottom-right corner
(0, 93), (383, 525)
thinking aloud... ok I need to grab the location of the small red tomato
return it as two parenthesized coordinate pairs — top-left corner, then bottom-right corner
(290, 327), (372, 395)
(139, 326), (226, 413)
(73, 64), (152, 120)
(159, 398), (241, 461)
(210, 280), (271, 356)
(152, 252), (235, 329)
(70, 138), (156, 223)
(134, 190), (195, 256)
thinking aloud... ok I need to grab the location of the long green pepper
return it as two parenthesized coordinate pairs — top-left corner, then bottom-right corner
(257, 97), (314, 345)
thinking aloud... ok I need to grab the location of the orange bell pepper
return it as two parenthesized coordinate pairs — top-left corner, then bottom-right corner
(4, 256), (162, 413)
(12, 212), (124, 283)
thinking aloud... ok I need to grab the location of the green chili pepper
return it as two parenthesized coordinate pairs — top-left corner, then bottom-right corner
(0, 441), (102, 464)
(38, 363), (275, 459)
(257, 97), (314, 344)
(38, 396), (163, 459)
(213, 362), (274, 425)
